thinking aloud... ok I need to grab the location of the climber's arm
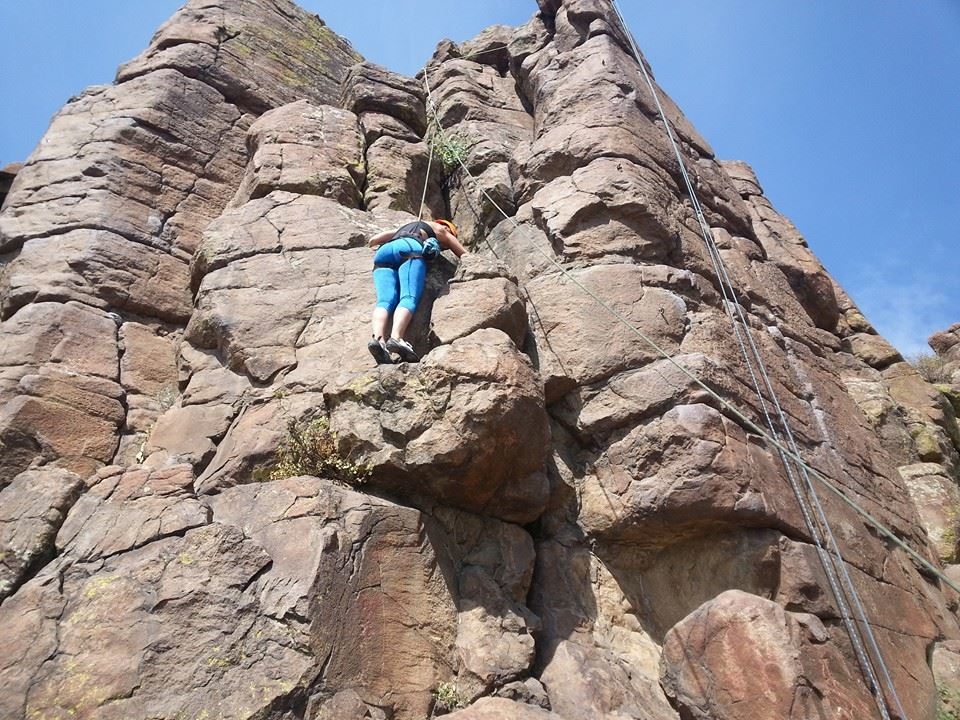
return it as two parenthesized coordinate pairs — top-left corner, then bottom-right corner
(368, 230), (394, 248)
(436, 227), (467, 257)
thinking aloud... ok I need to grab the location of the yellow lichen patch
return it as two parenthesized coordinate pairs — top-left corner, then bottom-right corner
(82, 573), (119, 600)
(206, 654), (238, 669)
(346, 373), (378, 397)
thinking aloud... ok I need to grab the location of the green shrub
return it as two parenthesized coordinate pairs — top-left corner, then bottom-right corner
(431, 131), (471, 174)
(910, 351), (951, 384)
(269, 416), (370, 485)
(432, 681), (467, 714)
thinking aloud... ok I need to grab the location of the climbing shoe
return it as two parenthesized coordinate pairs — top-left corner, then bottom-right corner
(386, 337), (419, 363)
(368, 337), (393, 365)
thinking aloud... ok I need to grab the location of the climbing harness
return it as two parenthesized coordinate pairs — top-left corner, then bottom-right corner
(420, 6), (960, 718)
(389, 220), (441, 260)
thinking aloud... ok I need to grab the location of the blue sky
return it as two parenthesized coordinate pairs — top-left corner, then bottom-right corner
(1, 2), (958, 357)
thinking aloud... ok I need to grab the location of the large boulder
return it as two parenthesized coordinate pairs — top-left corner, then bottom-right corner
(326, 329), (550, 524)
(116, 0), (361, 115)
(541, 640), (675, 720)
(930, 322), (960, 383)
(0, 303), (123, 484)
(0, 475), (467, 720)
(186, 193), (375, 383)
(426, 506), (540, 698)
(342, 61), (427, 138)
(430, 254), (529, 348)
(660, 590), (886, 720)
(230, 100), (366, 207)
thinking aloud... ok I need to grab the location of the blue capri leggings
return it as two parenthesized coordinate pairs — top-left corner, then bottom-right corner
(372, 237), (427, 313)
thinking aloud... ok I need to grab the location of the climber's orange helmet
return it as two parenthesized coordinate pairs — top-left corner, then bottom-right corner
(435, 219), (458, 237)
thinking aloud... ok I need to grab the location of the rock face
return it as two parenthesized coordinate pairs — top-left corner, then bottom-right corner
(0, 162), (21, 208)
(1, 1), (958, 719)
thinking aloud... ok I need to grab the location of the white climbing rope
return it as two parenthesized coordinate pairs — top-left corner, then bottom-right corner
(415, 45), (508, 223)
(421, 51), (959, 606)
(417, 41), (514, 219)
(463, 0), (942, 705)
(416, 114), (436, 222)
(607, 2), (906, 717)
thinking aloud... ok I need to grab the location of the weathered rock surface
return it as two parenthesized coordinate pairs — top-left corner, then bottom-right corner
(934, 640), (960, 718)
(0, 161), (21, 208)
(931, 323), (960, 382)
(116, 0), (361, 115)
(431, 255), (529, 348)
(231, 100), (366, 207)
(444, 696), (563, 719)
(0, 467), (84, 600)
(342, 62), (444, 215)
(1, 0), (958, 719)
(542, 639), (675, 720)
(0, 303), (123, 485)
(326, 329), (550, 524)
(660, 590), (881, 720)
(0, 0), (362, 486)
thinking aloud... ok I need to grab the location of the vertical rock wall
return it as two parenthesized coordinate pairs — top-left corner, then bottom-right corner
(0, 0), (361, 485)
(0, 1), (958, 719)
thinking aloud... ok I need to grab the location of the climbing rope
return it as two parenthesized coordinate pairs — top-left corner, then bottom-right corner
(613, 1), (904, 716)
(420, 10), (960, 718)
(421, 50), (959, 601)
(416, 116), (436, 222)
(415, 45), (509, 223)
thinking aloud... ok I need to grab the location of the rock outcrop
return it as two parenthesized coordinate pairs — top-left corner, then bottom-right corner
(0, 162), (21, 208)
(1, 1), (958, 719)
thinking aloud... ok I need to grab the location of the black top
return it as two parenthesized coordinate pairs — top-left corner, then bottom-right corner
(391, 220), (436, 241)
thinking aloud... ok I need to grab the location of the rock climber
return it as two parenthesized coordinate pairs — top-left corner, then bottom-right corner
(367, 218), (467, 364)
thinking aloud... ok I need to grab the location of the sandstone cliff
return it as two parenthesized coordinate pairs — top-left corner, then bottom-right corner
(1, 1), (959, 719)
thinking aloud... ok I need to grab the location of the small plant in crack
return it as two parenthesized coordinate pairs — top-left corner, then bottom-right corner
(268, 415), (371, 486)
(431, 681), (467, 715)
(430, 126), (472, 184)
(431, 131), (470, 174)
(909, 351), (951, 384)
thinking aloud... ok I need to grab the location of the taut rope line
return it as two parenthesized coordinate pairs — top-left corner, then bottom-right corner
(421, 57), (958, 600)
(420, 18), (960, 714)
(607, 2), (907, 715)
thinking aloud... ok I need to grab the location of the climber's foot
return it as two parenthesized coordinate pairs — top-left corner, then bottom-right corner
(386, 337), (419, 363)
(368, 337), (393, 365)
